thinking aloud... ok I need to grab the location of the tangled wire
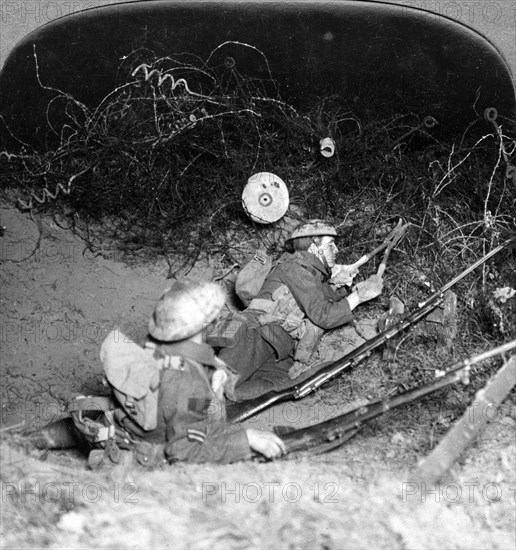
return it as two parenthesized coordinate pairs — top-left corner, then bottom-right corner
(0, 42), (514, 282)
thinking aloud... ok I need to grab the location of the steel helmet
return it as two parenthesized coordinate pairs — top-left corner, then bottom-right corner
(148, 279), (226, 341)
(286, 219), (338, 242)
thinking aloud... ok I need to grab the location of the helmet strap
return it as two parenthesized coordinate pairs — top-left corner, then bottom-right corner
(308, 236), (336, 269)
(307, 240), (320, 257)
(308, 239), (327, 265)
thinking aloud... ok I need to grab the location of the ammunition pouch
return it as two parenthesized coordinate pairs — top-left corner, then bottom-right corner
(251, 285), (324, 364)
(204, 311), (250, 348)
(68, 396), (165, 470)
(293, 321), (324, 364)
(208, 285), (324, 365)
(253, 285), (304, 337)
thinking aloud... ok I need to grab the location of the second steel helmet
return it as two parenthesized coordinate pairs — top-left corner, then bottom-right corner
(148, 279), (226, 341)
(286, 219), (338, 242)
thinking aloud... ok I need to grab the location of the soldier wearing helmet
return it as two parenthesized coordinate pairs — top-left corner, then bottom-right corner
(281, 219), (383, 313)
(100, 279), (286, 464)
(209, 219), (383, 400)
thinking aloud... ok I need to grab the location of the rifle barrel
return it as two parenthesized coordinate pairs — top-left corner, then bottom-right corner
(228, 295), (442, 423)
(283, 369), (464, 452)
(295, 294), (442, 398)
(418, 238), (514, 308)
(227, 387), (294, 423)
(229, 240), (513, 423)
(283, 339), (516, 453)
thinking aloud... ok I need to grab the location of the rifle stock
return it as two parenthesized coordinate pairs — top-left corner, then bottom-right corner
(226, 387), (295, 423)
(227, 296), (440, 423)
(227, 238), (514, 424)
(283, 368), (466, 454)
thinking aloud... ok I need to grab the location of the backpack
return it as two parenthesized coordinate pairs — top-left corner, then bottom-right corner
(235, 249), (275, 306)
(68, 330), (165, 469)
(69, 396), (164, 469)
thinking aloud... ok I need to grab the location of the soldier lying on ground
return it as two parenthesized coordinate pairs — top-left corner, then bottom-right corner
(206, 219), (384, 401)
(67, 280), (287, 467)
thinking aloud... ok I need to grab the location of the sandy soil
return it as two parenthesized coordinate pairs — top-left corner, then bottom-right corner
(0, 204), (173, 429)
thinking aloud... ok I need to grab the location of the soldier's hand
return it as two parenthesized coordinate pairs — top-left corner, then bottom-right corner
(355, 274), (383, 303)
(211, 369), (228, 400)
(246, 429), (287, 459)
(331, 264), (360, 287)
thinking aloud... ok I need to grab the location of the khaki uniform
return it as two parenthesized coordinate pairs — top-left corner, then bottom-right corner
(110, 339), (251, 464)
(207, 251), (354, 400)
(257, 250), (353, 329)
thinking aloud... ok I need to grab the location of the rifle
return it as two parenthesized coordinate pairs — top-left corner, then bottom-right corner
(227, 238), (513, 423)
(280, 339), (516, 456)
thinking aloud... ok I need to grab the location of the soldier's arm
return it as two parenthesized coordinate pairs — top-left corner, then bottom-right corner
(165, 421), (252, 464)
(282, 263), (354, 330)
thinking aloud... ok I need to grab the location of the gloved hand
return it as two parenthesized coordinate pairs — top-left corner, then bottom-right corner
(212, 357), (239, 402)
(246, 429), (286, 459)
(354, 274), (383, 303)
(211, 369), (228, 400)
(330, 264), (360, 287)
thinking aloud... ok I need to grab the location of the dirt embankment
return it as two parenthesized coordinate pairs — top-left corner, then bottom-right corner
(1, 205), (173, 427)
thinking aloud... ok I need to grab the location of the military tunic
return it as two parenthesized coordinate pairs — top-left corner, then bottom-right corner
(210, 251), (354, 400)
(116, 340), (251, 464)
(257, 250), (354, 329)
